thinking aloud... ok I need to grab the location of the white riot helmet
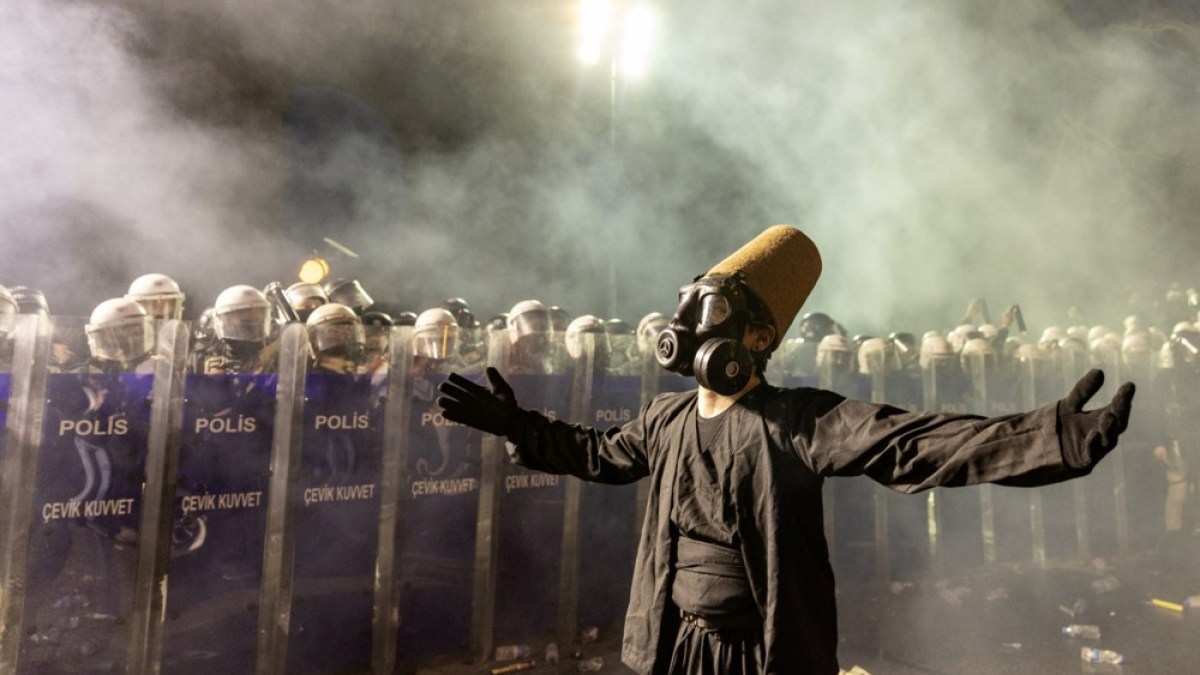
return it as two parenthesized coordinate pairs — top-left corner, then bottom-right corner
(1089, 333), (1122, 362)
(636, 312), (669, 355)
(920, 334), (955, 369)
(977, 324), (999, 341)
(413, 308), (460, 360)
(85, 297), (154, 364)
(565, 314), (610, 360)
(126, 273), (185, 322)
(1038, 326), (1067, 351)
(947, 324), (976, 353)
(815, 334), (852, 369)
(1014, 343), (1045, 363)
(214, 285), (272, 343)
(306, 302), (364, 357)
(507, 299), (553, 343)
(285, 282), (328, 322)
(1086, 325), (1111, 344)
(0, 284), (16, 335)
(1121, 332), (1153, 369)
(856, 337), (895, 375)
(959, 337), (997, 371)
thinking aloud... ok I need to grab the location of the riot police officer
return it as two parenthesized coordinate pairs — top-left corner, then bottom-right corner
(203, 285), (276, 374)
(82, 297), (158, 374)
(306, 303), (365, 374)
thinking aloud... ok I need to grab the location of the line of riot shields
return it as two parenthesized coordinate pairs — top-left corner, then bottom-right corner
(0, 314), (1167, 674)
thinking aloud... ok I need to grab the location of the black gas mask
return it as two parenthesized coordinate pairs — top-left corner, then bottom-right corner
(654, 274), (767, 395)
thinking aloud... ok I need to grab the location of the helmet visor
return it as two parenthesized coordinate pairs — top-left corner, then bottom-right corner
(136, 296), (183, 322)
(414, 324), (459, 360)
(311, 322), (365, 355)
(87, 317), (153, 363)
(217, 306), (270, 342)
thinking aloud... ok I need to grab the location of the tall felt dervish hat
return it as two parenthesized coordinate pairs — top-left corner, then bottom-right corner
(706, 225), (822, 351)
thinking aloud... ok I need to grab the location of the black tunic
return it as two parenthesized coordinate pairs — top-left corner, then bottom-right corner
(505, 383), (1082, 675)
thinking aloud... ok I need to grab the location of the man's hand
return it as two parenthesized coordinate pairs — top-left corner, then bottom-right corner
(437, 367), (520, 438)
(1057, 369), (1136, 469)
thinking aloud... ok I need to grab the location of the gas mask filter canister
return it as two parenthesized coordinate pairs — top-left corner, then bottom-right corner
(655, 274), (757, 395)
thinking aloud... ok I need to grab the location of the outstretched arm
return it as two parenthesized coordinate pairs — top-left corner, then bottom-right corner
(437, 367), (651, 484)
(801, 369), (1136, 491)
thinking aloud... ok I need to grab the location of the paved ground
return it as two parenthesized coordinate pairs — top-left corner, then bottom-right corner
(13, 530), (1197, 673)
(410, 535), (1200, 675)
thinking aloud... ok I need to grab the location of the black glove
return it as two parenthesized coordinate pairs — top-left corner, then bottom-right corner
(437, 367), (520, 438)
(1057, 369), (1136, 470)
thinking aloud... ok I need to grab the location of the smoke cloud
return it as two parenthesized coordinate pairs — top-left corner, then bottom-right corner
(3, 0), (1200, 337)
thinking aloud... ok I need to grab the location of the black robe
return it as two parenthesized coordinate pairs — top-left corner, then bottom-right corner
(505, 383), (1085, 675)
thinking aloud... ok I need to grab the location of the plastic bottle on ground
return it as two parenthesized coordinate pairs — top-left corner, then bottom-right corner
(1080, 647), (1124, 665)
(1061, 624), (1101, 639)
(494, 644), (531, 662)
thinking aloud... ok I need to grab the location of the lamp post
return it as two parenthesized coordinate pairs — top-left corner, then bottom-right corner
(576, 0), (657, 318)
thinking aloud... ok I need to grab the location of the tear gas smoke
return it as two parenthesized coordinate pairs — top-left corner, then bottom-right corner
(3, 0), (1199, 338)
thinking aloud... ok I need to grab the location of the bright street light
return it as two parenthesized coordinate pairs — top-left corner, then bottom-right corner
(577, 0), (657, 79)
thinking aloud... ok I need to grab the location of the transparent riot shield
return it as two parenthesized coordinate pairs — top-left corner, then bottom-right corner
(1060, 348), (1093, 561)
(369, 324), (413, 675)
(489, 330), (571, 650)
(393, 325), (487, 669)
(1117, 344), (1162, 554)
(161, 339), (278, 674)
(0, 324), (11, 462)
(921, 357), (981, 573)
(8, 316), (169, 673)
(967, 351), (1031, 565)
(254, 324), (308, 675)
(568, 333), (641, 638)
(0, 313), (51, 673)
(821, 359), (870, 585)
(1083, 346), (1125, 557)
(774, 359), (822, 563)
(874, 367), (929, 582)
(126, 319), (189, 674)
(1015, 353), (1049, 568)
(284, 342), (387, 673)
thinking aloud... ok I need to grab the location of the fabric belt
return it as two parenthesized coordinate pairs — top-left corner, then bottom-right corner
(672, 535), (759, 623)
(675, 536), (747, 579)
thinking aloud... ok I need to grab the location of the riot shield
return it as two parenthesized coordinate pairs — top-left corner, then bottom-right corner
(966, 352), (1030, 565)
(571, 334), (641, 634)
(824, 365), (870, 583)
(1059, 350), (1093, 561)
(0, 314), (51, 673)
(876, 370), (930, 582)
(284, 362), (386, 673)
(1082, 348), (1125, 557)
(395, 329), (485, 667)
(11, 317), (159, 673)
(254, 324), (308, 675)
(491, 331), (572, 647)
(127, 320), (190, 674)
(160, 367), (278, 674)
(1117, 346), (1163, 553)
(921, 358), (983, 572)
